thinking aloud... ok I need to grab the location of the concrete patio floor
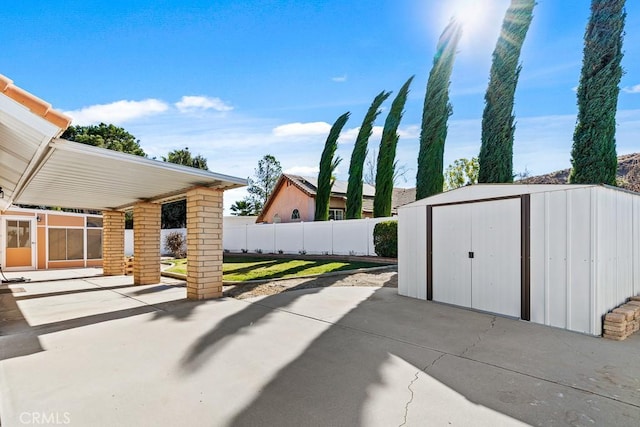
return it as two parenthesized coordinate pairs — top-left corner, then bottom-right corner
(1, 273), (639, 426)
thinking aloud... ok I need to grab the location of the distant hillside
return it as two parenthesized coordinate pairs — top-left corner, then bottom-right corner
(519, 153), (640, 193)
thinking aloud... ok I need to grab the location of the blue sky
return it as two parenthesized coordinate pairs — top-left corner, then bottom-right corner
(3, 0), (640, 212)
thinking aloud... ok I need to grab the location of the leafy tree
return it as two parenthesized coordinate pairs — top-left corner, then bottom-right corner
(230, 199), (258, 216)
(364, 149), (409, 186)
(478, 0), (535, 183)
(161, 147), (209, 228)
(62, 123), (146, 156)
(374, 76), (413, 218)
(315, 112), (350, 221)
(444, 157), (479, 191)
(416, 19), (463, 199)
(346, 90), (391, 219)
(163, 147), (208, 170)
(245, 154), (282, 214)
(569, 0), (626, 185)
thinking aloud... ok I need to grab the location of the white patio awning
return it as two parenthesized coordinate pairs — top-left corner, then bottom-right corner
(0, 75), (246, 212)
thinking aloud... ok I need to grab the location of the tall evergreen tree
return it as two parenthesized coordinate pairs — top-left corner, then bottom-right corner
(315, 112), (350, 221)
(374, 76), (414, 218)
(345, 90), (391, 219)
(416, 19), (463, 200)
(569, 0), (626, 185)
(478, 0), (535, 183)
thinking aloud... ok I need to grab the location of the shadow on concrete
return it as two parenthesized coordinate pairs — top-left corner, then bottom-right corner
(229, 284), (411, 426)
(0, 280), (201, 361)
(0, 290), (44, 361)
(131, 284), (185, 296)
(13, 284), (146, 301)
(180, 276), (333, 372)
(179, 271), (427, 426)
(180, 273), (640, 426)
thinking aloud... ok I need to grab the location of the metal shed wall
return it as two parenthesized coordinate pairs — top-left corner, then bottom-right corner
(399, 185), (640, 336)
(397, 203), (427, 300)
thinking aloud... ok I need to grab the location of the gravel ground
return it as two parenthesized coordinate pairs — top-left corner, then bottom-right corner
(222, 266), (398, 299)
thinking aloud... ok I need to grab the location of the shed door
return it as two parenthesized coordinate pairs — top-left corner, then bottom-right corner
(432, 199), (521, 318)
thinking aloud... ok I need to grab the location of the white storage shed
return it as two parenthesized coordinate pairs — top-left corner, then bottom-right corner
(398, 184), (640, 336)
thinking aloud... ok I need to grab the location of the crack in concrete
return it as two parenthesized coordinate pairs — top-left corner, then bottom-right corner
(248, 301), (640, 410)
(424, 353), (446, 372)
(460, 315), (496, 357)
(400, 371), (419, 427)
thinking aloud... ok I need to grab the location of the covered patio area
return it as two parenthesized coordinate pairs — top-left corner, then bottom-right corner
(0, 74), (245, 300)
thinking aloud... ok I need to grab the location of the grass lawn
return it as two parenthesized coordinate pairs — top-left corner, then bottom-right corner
(164, 255), (387, 281)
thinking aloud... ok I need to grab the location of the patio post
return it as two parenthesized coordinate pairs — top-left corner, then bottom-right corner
(102, 210), (125, 276)
(133, 202), (161, 285)
(186, 186), (223, 300)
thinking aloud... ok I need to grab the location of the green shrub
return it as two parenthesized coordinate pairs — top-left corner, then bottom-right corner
(373, 220), (398, 258)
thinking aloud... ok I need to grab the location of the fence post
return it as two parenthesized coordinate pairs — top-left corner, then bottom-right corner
(331, 220), (334, 255)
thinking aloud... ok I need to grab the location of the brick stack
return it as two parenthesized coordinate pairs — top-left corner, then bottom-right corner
(603, 296), (640, 340)
(124, 256), (134, 275)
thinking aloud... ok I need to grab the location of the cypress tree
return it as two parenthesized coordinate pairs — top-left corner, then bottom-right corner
(478, 0), (535, 183)
(374, 76), (414, 218)
(569, 0), (626, 185)
(346, 90), (391, 219)
(416, 19), (463, 200)
(315, 112), (350, 221)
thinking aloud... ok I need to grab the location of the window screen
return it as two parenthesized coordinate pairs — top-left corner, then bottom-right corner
(87, 229), (102, 259)
(48, 228), (84, 261)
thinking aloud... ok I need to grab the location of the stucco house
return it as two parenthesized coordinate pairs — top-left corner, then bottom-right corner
(1, 207), (104, 271)
(256, 174), (416, 224)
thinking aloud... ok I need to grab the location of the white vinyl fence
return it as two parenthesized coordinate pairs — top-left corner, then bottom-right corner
(124, 217), (393, 257)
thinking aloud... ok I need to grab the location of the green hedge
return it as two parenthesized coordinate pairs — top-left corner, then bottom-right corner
(373, 220), (398, 258)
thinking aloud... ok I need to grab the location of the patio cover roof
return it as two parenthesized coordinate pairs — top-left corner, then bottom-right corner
(0, 75), (246, 212)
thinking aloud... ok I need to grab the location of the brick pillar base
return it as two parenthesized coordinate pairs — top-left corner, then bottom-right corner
(102, 211), (125, 276)
(186, 187), (223, 300)
(133, 202), (161, 285)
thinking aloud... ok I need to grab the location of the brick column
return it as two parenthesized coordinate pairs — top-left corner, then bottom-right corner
(102, 210), (125, 276)
(133, 202), (161, 285)
(186, 187), (223, 300)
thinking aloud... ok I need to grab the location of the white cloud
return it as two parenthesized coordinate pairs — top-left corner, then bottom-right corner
(622, 84), (640, 94)
(337, 125), (384, 145)
(332, 75), (347, 83)
(398, 125), (420, 139)
(65, 99), (168, 125)
(272, 121), (331, 137)
(175, 95), (233, 113)
(284, 165), (319, 176)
